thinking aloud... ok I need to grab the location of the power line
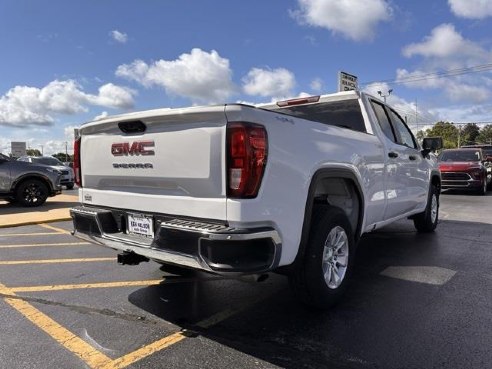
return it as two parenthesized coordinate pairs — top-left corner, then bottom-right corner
(360, 63), (492, 87)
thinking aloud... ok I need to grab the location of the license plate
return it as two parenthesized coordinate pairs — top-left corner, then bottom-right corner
(127, 213), (154, 238)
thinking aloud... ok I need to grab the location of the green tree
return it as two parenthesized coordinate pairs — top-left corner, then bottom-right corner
(26, 149), (41, 156)
(425, 121), (459, 148)
(477, 124), (492, 145)
(461, 123), (480, 146)
(52, 152), (72, 162)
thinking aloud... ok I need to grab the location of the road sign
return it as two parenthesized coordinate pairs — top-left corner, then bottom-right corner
(338, 71), (358, 92)
(11, 141), (26, 158)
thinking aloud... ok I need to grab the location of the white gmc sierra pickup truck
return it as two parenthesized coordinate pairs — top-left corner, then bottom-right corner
(71, 90), (442, 308)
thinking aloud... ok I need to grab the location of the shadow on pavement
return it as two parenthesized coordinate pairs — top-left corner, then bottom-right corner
(127, 219), (492, 369)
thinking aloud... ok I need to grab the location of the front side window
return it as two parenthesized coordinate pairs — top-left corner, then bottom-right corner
(387, 109), (417, 149)
(370, 100), (396, 142)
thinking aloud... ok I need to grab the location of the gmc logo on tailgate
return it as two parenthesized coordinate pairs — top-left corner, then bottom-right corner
(111, 141), (155, 156)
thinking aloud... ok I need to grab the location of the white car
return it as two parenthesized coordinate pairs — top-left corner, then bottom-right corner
(18, 156), (75, 189)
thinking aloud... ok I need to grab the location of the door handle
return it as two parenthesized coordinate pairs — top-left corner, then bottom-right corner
(409, 155), (417, 161)
(388, 152), (398, 158)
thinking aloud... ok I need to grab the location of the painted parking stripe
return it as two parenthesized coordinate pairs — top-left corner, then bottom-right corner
(0, 232), (61, 237)
(380, 266), (456, 285)
(39, 223), (71, 234)
(0, 283), (113, 368)
(0, 242), (90, 249)
(0, 257), (115, 265)
(104, 332), (187, 369)
(10, 280), (163, 293)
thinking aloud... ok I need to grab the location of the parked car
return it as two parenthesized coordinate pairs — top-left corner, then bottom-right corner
(0, 153), (62, 206)
(461, 145), (492, 188)
(438, 148), (491, 194)
(17, 156), (75, 189)
(461, 144), (492, 159)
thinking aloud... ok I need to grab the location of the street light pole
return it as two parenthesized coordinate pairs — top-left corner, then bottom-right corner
(377, 89), (393, 103)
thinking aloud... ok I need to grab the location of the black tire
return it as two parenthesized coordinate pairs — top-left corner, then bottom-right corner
(15, 179), (49, 207)
(413, 184), (439, 232)
(476, 178), (487, 196)
(66, 184), (74, 190)
(289, 205), (355, 309)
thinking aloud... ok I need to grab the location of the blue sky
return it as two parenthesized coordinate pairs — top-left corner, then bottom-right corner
(1, 0), (492, 155)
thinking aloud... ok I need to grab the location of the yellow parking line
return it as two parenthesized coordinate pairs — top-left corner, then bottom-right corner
(39, 223), (71, 234)
(11, 280), (163, 293)
(0, 242), (90, 249)
(104, 332), (187, 369)
(0, 232), (61, 237)
(0, 283), (113, 368)
(0, 257), (115, 265)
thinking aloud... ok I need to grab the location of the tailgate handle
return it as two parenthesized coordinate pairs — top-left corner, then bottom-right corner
(118, 120), (147, 134)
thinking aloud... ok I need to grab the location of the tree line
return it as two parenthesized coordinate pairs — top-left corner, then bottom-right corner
(416, 122), (492, 149)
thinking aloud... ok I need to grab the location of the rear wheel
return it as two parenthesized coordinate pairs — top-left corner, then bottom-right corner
(413, 184), (439, 232)
(16, 179), (49, 207)
(289, 206), (355, 309)
(66, 184), (74, 190)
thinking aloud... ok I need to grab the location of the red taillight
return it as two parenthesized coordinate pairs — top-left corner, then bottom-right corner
(74, 137), (82, 187)
(227, 122), (268, 198)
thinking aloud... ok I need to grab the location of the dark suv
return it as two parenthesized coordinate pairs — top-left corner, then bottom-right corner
(0, 153), (62, 206)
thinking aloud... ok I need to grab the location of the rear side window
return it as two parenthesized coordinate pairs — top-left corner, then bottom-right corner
(278, 99), (367, 133)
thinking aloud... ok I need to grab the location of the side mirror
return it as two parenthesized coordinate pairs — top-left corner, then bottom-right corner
(422, 137), (443, 157)
(422, 137), (443, 151)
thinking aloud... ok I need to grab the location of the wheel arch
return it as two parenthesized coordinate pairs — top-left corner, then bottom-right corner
(292, 168), (365, 268)
(12, 174), (54, 194)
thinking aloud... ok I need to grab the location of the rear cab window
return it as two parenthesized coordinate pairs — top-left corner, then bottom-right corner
(276, 99), (367, 133)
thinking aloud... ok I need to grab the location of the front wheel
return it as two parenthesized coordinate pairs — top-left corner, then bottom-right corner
(16, 179), (49, 207)
(477, 178), (487, 196)
(289, 206), (355, 309)
(413, 184), (439, 232)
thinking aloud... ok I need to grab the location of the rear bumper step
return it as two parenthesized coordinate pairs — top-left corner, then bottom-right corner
(70, 205), (282, 274)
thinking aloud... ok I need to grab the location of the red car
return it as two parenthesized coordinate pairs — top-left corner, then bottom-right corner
(438, 148), (492, 195)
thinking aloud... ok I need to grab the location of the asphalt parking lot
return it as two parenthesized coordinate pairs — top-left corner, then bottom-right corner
(0, 190), (491, 369)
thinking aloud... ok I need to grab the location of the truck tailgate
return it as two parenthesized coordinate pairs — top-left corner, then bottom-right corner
(78, 106), (228, 220)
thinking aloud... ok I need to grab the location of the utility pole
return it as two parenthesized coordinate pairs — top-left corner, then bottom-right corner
(65, 141), (68, 162)
(40, 145), (44, 156)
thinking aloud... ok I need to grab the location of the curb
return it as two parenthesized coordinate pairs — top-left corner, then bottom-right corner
(0, 216), (73, 229)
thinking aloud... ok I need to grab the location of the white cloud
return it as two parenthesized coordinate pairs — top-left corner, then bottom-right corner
(88, 83), (135, 109)
(363, 82), (439, 128)
(93, 111), (109, 120)
(398, 24), (492, 104)
(432, 104), (492, 123)
(110, 30), (128, 44)
(310, 78), (323, 92)
(402, 24), (487, 61)
(0, 80), (135, 127)
(291, 0), (392, 41)
(444, 82), (490, 102)
(242, 67), (296, 99)
(396, 69), (446, 90)
(116, 48), (235, 104)
(448, 0), (492, 19)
